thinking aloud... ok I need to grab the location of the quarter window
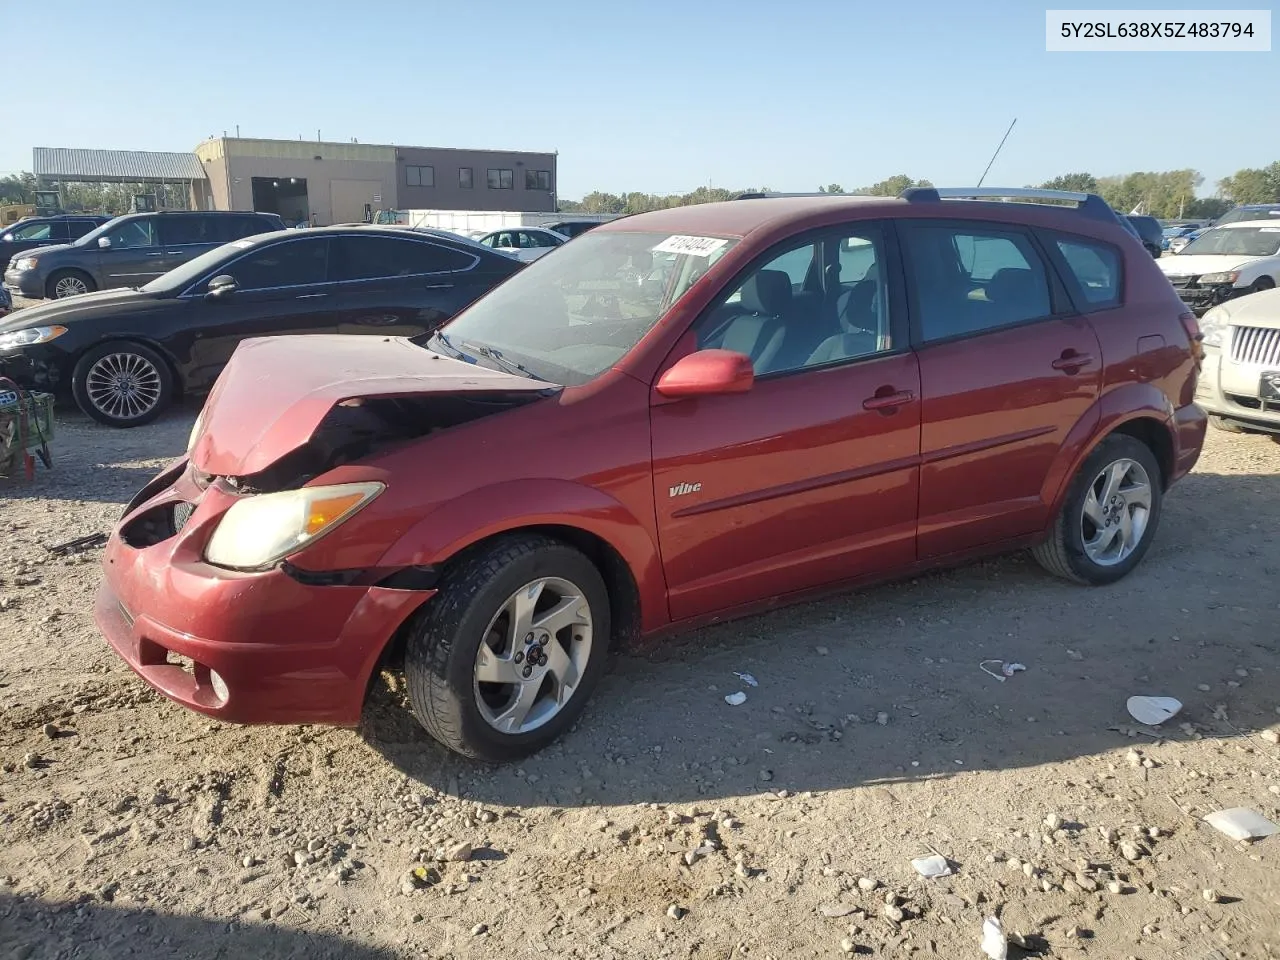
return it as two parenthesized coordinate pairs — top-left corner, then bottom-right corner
(1054, 237), (1121, 310)
(901, 223), (1053, 341)
(406, 165), (434, 187)
(329, 235), (473, 281)
(487, 168), (514, 190)
(224, 238), (328, 289)
(525, 170), (552, 191)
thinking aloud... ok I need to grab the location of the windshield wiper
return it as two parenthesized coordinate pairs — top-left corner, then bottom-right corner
(457, 340), (545, 381)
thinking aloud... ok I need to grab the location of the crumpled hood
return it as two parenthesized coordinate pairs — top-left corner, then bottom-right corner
(1158, 253), (1265, 276)
(190, 334), (552, 477)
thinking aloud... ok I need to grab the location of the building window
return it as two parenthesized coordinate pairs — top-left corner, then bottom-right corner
(487, 168), (513, 190)
(459, 167), (473, 189)
(525, 169), (552, 191)
(406, 165), (434, 187)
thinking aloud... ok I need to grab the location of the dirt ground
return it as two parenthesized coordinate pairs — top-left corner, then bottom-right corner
(2, 398), (1279, 960)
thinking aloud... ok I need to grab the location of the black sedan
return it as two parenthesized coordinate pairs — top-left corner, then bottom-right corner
(0, 226), (522, 427)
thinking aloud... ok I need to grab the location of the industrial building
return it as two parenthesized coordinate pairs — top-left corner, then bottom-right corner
(33, 137), (559, 225)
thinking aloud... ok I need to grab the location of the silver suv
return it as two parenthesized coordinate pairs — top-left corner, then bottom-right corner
(1198, 287), (1280, 438)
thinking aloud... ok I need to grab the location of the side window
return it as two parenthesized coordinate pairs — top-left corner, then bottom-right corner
(11, 221), (54, 241)
(330, 236), (473, 281)
(1054, 236), (1122, 310)
(901, 223), (1052, 342)
(158, 216), (213, 246)
(224, 239), (328, 290)
(231, 216), (273, 240)
(68, 220), (99, 240)
(105, 219), (157, 250)
(694, 228), (891, 376)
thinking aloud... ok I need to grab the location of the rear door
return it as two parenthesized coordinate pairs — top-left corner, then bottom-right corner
(156, 215), (222, 275)
(651, 223), (921, 621)
(901, 219), (1102, 559)
(328, 233), (498, 337)
(178, 235), (341, 390)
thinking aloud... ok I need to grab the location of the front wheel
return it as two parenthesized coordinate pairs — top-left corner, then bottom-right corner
(403, 535), (610, 762)
(1032, 434), (1163, 585)
(1250, 276), (1276, 294)
(46, 269), (96, 300)
(71, 342), (174, 427)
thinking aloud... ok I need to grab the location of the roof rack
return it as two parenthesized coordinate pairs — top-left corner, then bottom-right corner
(899, 186), (1119, 223)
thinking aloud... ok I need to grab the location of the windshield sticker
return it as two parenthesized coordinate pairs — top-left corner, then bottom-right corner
(230, 239), (256, 248)
(652, 235), (729, 257)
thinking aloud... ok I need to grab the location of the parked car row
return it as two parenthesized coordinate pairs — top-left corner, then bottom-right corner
(0, 214), (112, 271)
(0, 222), (522, 425)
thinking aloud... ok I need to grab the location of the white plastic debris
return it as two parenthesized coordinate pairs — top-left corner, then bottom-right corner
(911, 854), (952, 878)
(724, 692), (747, 706)
(980, 660), (1026, 682)
(1126, 696), (1182, 726)
(733, 672), (759, 688)
(1204, 807), (1278, 842)
(980, 916), (1008, 960)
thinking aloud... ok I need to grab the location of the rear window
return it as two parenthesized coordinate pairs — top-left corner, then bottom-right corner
(1054, 237), (1122, 310)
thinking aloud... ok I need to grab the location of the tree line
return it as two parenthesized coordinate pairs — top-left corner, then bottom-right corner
(559, 163), (1280, 219)
(0, 172), (192, 213)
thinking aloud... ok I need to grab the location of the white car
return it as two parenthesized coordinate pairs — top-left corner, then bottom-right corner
(1195, 287), (1280, 438)
(476, 227), (568, 262)
(1158, 220), (1280, 314)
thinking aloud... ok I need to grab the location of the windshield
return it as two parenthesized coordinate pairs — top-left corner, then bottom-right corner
(1181, 226), (1280, 258)
(141, 238), (258, 294)
(425, 230), (738, 386)
(1215, 206), (1280, 226)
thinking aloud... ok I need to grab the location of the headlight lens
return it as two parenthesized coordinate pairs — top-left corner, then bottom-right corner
(0, 325), (68, 351)
(1199, 307), (1228, 347)
(204, 481), (384, 570)
(1199, 271), (1239, 285)
(13, 257), (38, 271)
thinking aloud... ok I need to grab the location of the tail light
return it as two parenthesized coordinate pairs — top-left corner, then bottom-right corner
(1180, 311), (1204, 366)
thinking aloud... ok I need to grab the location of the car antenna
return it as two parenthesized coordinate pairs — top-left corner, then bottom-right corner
(976, 117), (1017, 188)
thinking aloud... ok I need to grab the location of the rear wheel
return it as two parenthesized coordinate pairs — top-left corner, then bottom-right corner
(71, 341), (174, 428)
(403, 535), (610, 762)
(1209, 415), (1248, 434)
(1032, 434), (1163, 585)
(46, 269), (96, 300)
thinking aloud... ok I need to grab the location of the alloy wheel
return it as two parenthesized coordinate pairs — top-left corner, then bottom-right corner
(54, 275), (89, 298)
(1080, 458), (1153, 566)
(84, 352), (164, 422)
(472, 576), (594, 734)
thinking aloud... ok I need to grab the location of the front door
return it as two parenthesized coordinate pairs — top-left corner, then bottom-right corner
(178, 235), (341, 391)
(96, 218), (166, 287)
(899, 219), (1103, 559)
(650, 224), (922, 622)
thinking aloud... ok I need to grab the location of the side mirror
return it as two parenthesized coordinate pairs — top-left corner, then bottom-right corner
(205, 275), (238, 301)
(98, 237), (112, 249)
(1, 234), (12, 242)
(656, 349), (754, 399)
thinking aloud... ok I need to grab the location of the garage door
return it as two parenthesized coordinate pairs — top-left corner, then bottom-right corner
(329, 179), (383, 224)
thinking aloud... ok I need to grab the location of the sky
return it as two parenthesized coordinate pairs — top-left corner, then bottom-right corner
(5, 0), (1277, 199)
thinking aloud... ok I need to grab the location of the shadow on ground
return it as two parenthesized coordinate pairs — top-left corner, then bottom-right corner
(359, 465), (1280, 807)
(0, 891), (400, 960)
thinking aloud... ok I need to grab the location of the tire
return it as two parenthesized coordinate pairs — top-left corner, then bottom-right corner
(1032, 434), (1163, 585)
(45, 269), (96, 300)
(403, 534), (611, 762)
(1250, 277), (1276, 293)
(1209, 415), (1248, 434)
(71, 341), (174, 428)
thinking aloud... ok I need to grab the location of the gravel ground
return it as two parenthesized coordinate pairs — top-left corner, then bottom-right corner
(2, 402), (1279, 960)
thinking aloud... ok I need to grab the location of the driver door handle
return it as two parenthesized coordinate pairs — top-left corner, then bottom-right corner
(1051, 352), (1094, 372)
(862, 389), (915, 411)
(296, 293), (328, 300)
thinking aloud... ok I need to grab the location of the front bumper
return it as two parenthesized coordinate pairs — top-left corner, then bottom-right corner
(0, 346), (69, 393)
(1194, 345), (1280, 434)
(1169, 282), (1248, 315)
(3, 267), (44, 299)
(95, 461), (434, 726)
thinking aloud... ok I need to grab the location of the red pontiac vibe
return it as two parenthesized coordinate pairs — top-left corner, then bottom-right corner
(96, 188), (1206, 761)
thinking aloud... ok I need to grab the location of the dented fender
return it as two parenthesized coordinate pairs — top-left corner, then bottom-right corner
(373, 478), (670, 632)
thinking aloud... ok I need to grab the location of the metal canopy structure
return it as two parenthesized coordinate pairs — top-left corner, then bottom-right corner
(33, 147), (207, 183)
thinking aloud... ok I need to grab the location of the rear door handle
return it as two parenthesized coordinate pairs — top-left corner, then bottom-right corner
(1052, 353), (1095, 371)
(145, 252), (167, 257)
(423, 283), (454, 290)
(862, 389), (915, 411)
(296, 293), (328, 300)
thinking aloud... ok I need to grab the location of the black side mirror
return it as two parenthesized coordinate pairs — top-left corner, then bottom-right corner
(206, 275), (238, 301)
